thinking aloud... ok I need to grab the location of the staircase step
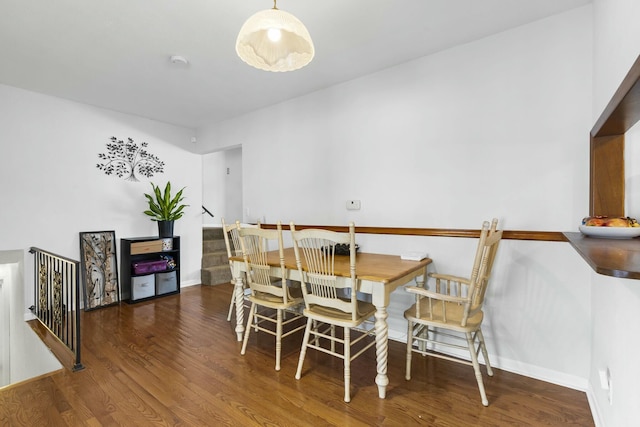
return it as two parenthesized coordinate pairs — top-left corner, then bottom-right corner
(203, 239), (226, 253)
(203, 227), (224, 241)
(201, 265), (232, 286)
(202, 251), (229, 269)
(201, 226), (233, 286)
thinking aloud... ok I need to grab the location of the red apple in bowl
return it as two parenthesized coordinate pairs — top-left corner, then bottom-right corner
(583, 216), (607, 226)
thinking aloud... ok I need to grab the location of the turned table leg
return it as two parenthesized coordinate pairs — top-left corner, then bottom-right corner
(374, 305), (389, 398)
(234, 274), (245, 341)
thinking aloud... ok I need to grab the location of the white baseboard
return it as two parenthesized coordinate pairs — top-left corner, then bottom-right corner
(585, 380), (604, 427)
(389, 331), (588, 391)
(489, 353), (588, 391)
(180, 279), (200, 288)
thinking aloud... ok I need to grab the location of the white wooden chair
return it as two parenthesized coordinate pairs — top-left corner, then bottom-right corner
(404, 218), (502, 406)
(221, 218), (244, 321)
(239, 222), (305, 371)
(290, 222), (376, 402)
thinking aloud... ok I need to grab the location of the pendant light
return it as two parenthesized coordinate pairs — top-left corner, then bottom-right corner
(236, 0), (314, 72)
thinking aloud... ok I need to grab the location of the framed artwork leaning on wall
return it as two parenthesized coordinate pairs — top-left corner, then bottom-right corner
(79, 230), (120, 310)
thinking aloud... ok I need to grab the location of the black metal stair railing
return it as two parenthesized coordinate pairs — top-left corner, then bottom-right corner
(29, 247), (83, 371)
(202, 205), (214, 218)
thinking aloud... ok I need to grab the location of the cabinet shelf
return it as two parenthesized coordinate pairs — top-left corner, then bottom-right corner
(121, 236), (181, 303)
(130, 268), (179, 278)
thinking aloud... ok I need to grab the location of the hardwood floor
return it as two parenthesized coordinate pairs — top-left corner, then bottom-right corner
(0, 284), (594, 426)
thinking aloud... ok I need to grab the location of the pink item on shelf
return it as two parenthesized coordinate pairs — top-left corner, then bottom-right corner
(133, 260), (167, 274)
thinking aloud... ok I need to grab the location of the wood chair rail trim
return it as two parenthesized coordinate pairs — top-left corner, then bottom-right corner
(260, 223), (565, 242)
(260, 223), (640, 279)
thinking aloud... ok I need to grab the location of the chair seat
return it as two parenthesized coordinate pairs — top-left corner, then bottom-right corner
(248, 279), (302, 305)
(249, 291), (303, 309)
(404, 302), (483, 333)
(304, 300), (376, 328)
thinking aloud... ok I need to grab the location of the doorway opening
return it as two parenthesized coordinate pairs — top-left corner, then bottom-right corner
(202, 146), (243, 225)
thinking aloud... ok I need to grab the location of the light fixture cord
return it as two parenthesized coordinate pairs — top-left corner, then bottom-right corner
(272, 0), (277, 10)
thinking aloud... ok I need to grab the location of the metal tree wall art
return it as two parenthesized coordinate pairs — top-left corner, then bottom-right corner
(96, 136), (164, 181)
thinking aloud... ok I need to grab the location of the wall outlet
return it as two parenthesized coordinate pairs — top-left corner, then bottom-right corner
(607, 368), (613, 405)
(346, 200), (361, 210)
(598, 369), (608, 390)
(599, 368), (613, 405)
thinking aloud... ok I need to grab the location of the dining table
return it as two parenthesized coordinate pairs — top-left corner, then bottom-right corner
(229, 247), (432, 399)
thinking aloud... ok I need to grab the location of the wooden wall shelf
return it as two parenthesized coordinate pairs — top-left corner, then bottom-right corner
(564, 232), (640, 279)
(590, 55), (640, 216)
(583, 54), (640, 278)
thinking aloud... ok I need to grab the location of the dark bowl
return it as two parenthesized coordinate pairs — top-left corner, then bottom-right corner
(334, 243), (360, 256)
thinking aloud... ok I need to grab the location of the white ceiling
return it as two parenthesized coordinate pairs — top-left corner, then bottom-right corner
(0, 0), (591, 129)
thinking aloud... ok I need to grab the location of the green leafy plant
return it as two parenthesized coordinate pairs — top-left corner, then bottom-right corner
(143, 182), (187, 221)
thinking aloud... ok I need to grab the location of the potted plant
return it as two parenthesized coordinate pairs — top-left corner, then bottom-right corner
(143, 181), (187, 238)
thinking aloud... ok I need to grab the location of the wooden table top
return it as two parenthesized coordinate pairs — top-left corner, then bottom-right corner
(233, 248), (432, 284)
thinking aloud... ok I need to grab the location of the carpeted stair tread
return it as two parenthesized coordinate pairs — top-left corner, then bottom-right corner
(201, 265), (232, 286)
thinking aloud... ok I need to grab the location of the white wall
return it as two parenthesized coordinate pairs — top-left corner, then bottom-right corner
(224, 148), (243, 223)
(0, 262), (12, 386)
(199, 6), (594, 391)
(0, 84), (204, 315)
(590, 274), (640, 426)
(202, 147), (243, 225)
(591, 0), (640, 425)
(202, 151), (225, 225)
(200, 7), (592, 231)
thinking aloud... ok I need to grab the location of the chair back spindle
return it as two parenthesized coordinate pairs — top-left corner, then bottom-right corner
(291, 223), (358, 321)
(239, 222), (293, 303)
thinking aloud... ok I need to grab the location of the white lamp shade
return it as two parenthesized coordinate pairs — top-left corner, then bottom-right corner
(236, 8), (314, 72)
